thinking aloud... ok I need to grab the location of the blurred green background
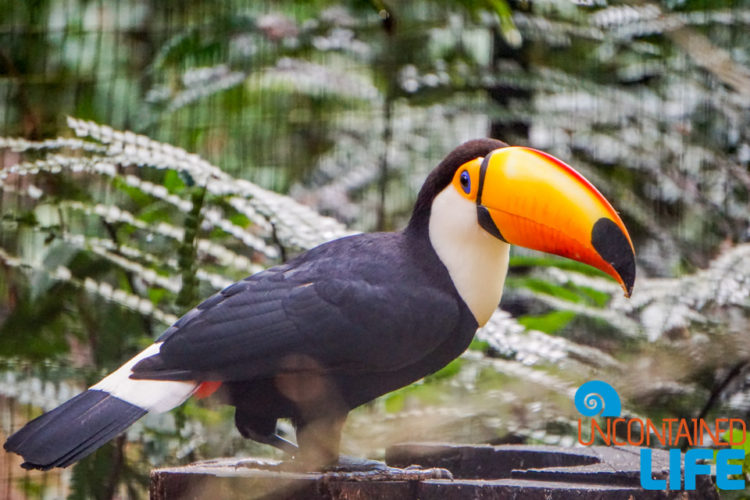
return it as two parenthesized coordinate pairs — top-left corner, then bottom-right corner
(1, 0), (749, 498)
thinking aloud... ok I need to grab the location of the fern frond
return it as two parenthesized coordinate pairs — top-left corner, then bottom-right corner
(0, 248), (178, 326)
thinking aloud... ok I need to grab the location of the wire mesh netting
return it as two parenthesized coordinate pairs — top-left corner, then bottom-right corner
(1, 0), (750, 498)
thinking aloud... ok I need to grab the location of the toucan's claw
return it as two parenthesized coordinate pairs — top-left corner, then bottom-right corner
(267, 433), (299, 455)
(319, 457), (453, 481)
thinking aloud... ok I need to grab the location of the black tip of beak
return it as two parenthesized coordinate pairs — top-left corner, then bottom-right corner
(591, 218), (636, 297)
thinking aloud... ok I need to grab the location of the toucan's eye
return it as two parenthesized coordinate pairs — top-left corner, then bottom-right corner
(459, 170), (471, 194)
(453, 158), (481, 199)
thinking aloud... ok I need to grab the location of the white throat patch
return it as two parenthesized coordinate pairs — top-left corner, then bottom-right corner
(428, 187), (510, 326)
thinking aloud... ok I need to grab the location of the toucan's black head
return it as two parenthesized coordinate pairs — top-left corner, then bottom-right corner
(406, 138), (636, 297)
(407, 138), (508, 234)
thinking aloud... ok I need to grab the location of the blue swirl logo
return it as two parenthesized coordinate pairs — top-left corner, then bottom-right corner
(574, 380), (621, 417)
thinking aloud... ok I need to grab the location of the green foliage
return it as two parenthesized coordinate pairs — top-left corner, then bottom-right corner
(508, 277), (585, 304)
(712, 429), (750, 498)
(427, 358), (465, 381)
(383, 359), (464, 413)
(722, 428), (750, 482)
(518, 310), (576, 334)
(509, 255), (610, 278)
(176, 186), (207, 308)
(163, 171), (187, 194)
(2, 0), (750, 498)
(0, 282), (73, 360)
(68, 443), (123, 500)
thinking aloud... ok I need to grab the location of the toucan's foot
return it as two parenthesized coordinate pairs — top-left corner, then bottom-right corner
(320, 456), (452, 481)
(233, 455), (452, 481)
(325, 455), (389, 472)
(277, 454), (380, 473)
(233, 457), (284, 470)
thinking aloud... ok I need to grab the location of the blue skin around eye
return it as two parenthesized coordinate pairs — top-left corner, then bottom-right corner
(460, 171), (471, 194)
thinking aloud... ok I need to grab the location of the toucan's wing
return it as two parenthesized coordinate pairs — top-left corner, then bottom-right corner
(132, 243), (461, 382)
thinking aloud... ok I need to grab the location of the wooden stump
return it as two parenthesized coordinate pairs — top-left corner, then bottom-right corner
(150, 444), (718, 499)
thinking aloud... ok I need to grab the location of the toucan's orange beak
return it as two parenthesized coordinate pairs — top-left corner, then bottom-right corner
(477, 146), (635, 297)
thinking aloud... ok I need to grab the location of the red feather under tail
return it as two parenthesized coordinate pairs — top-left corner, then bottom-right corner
(194, 381), (222, 399)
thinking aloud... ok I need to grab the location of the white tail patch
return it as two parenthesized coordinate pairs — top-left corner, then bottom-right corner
(90, 343), (197, 413)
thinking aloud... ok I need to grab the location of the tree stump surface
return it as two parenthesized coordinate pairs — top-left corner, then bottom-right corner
(150, 443), (718, 499)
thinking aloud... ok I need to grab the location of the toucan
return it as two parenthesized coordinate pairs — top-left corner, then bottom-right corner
(4, 138), (635, 471)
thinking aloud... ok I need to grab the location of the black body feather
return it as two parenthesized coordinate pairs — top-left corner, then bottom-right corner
(132, 231), (478, 421)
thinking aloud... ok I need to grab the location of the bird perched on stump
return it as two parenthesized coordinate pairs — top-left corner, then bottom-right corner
(4, 139), (635, 471)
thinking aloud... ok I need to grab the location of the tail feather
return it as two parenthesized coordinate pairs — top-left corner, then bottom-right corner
(4, 342), (199, 470)
(4, 389), (146, 470)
